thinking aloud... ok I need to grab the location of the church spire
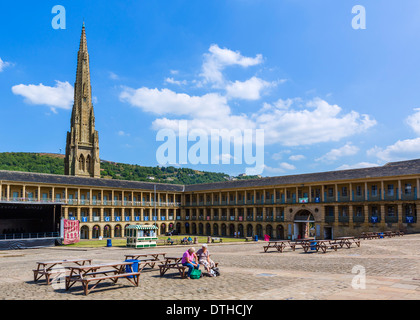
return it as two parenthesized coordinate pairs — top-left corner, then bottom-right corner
(65, 24), (100, 178)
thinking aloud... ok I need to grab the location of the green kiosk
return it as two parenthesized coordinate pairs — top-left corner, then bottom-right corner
(126, 224), (158, 248)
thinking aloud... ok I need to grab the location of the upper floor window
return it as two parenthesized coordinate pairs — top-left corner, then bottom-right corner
(405, 184), (412, 195)
(356, 186), (362, 196)
(387, 184), (394, 196)
(328, 188), (334, 197)
(342, 187), (348, 197)
(371, 185), (378, 196)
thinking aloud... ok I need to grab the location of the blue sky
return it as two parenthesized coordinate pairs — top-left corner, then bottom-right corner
(1, 0), (420, 177)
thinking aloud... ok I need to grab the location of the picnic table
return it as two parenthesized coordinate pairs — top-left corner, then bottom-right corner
(263, 240), (291, 253)
(158, 256), (187, 278)
(33, 259), (92, 284)
(290, 239), (338, 253)
(333, 237), (361, 249)
(66, 261), (141, 295)
(124, 252), (167, 270)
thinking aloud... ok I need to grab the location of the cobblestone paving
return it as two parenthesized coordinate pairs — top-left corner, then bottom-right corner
(0, 235), (419, 300)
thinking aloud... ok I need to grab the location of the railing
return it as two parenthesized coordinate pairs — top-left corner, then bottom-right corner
(338, 216), (349, 223)
(353, 215), (365, 223)
(325, 216), (335, 223)
(0, 232), (60, 240)
(385, 216), (398, 223)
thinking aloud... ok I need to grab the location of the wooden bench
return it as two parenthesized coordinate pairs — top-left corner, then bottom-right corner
(245, 237), (253, 242)
(33, 259), (92, 285)
(66, 261), (141, 295)
(211, 237), (223, 243)
(74, 272), (141, 295)
(158, 263), (187, 278)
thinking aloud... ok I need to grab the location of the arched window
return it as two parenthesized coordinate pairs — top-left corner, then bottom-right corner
(86, 155), (91, 172)
(79, 154), (85, 171)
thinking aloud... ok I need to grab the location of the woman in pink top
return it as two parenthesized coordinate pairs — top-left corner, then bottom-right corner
(182, 247), (199, 279)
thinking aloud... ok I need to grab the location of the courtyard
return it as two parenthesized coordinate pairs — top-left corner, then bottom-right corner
(0, 234), (419, 300)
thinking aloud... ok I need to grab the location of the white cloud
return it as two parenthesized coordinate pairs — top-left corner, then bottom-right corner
(170, 70), (179, 75)
(367, 137), (420, 162)
(254, 98), (376, 146)
(263, 162), (296, 175)
(118, 130), (130, 137)
(406, 108), (420, 135)
(336, 162), (380, 170)
(289, 154), (305, 161)
(0, 58), (11, 72)
(11, 81), (74, 112)
(164, 77), (188, 86)
(200, 44), (263, 87)
(316, 142), (359, 162)
(226, 76), (274, 100)
(109, 72), (119, 80)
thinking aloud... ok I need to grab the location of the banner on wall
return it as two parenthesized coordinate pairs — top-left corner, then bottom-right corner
(61, 219), (80, 245)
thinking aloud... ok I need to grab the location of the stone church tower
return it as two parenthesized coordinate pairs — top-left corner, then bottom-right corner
(65, 24), (100, 178)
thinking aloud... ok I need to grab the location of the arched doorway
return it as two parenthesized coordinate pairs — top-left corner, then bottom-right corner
(92, 225), (100, 239)
(229, 224), (235, 237)
(238, 224), (244, 238)
(176, 223), (181, 234)
(206, 223), (211, 236)
(246, 224), (253, 237)
(185, 223), (190, 234)
(221, 224), (227, 236)
(114, 225), (122, 238)
(256, 224), (263, 238)
(103, 225), (111, 238)
(161, 223), (166, 235)
(124, 224), (130, 237)
(192, 223), (197, 234)
(80, 226), (89, 239)
(293, 210), (315, 240)
(266, 224), (273, 238)
(276, 225), (285, 239)
(213, 224), (219, 236)
(198, 223), (204, 235)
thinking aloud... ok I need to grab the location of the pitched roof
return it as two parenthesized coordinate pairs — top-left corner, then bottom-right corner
(0, 170), (184, 192)
(184, 159), (420, 192)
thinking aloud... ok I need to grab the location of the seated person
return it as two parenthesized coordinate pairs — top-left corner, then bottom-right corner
(182, 236), (188, 244)
(196, 244), (216, 276)
(181, 247), (199, 279)
(167, 237), (174, 245)
(187, 236), (193, 243)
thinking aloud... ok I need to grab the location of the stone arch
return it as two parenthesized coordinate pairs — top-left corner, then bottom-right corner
(229, 223), (235, 236)
(86, 154), (91, 172)
(92, 225), (100, 239)
(256, 224), (263, 237)
(198, 223), (204, 235)
(221, 223), (227, 236)
(80, 225), (89, 239)
(276, 224), (285, 239)
(237, 224), (244, 238)
(246, 224), (253, 237)
(124, 224), (130, 237)
(192, 223), (197, 235)
(266, 224), (273, 238)
(205, 223), (211, 236)
(114, 224), (122, 238)
(79, 154), (85, 171)
(103, 225), (111, 238)
(213, 223), (219, 236)
(160, 223), (166, 235)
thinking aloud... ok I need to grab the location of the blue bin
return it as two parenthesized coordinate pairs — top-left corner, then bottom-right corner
(310, 241), (317, 251)
(125, 259), (139, 278)
(254, 235), (258, 241)
(379, 233), (384, 239)
(106, 239), (112, 247)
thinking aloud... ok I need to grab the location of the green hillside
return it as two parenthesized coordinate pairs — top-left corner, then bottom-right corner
(0, 152), (261, 185)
